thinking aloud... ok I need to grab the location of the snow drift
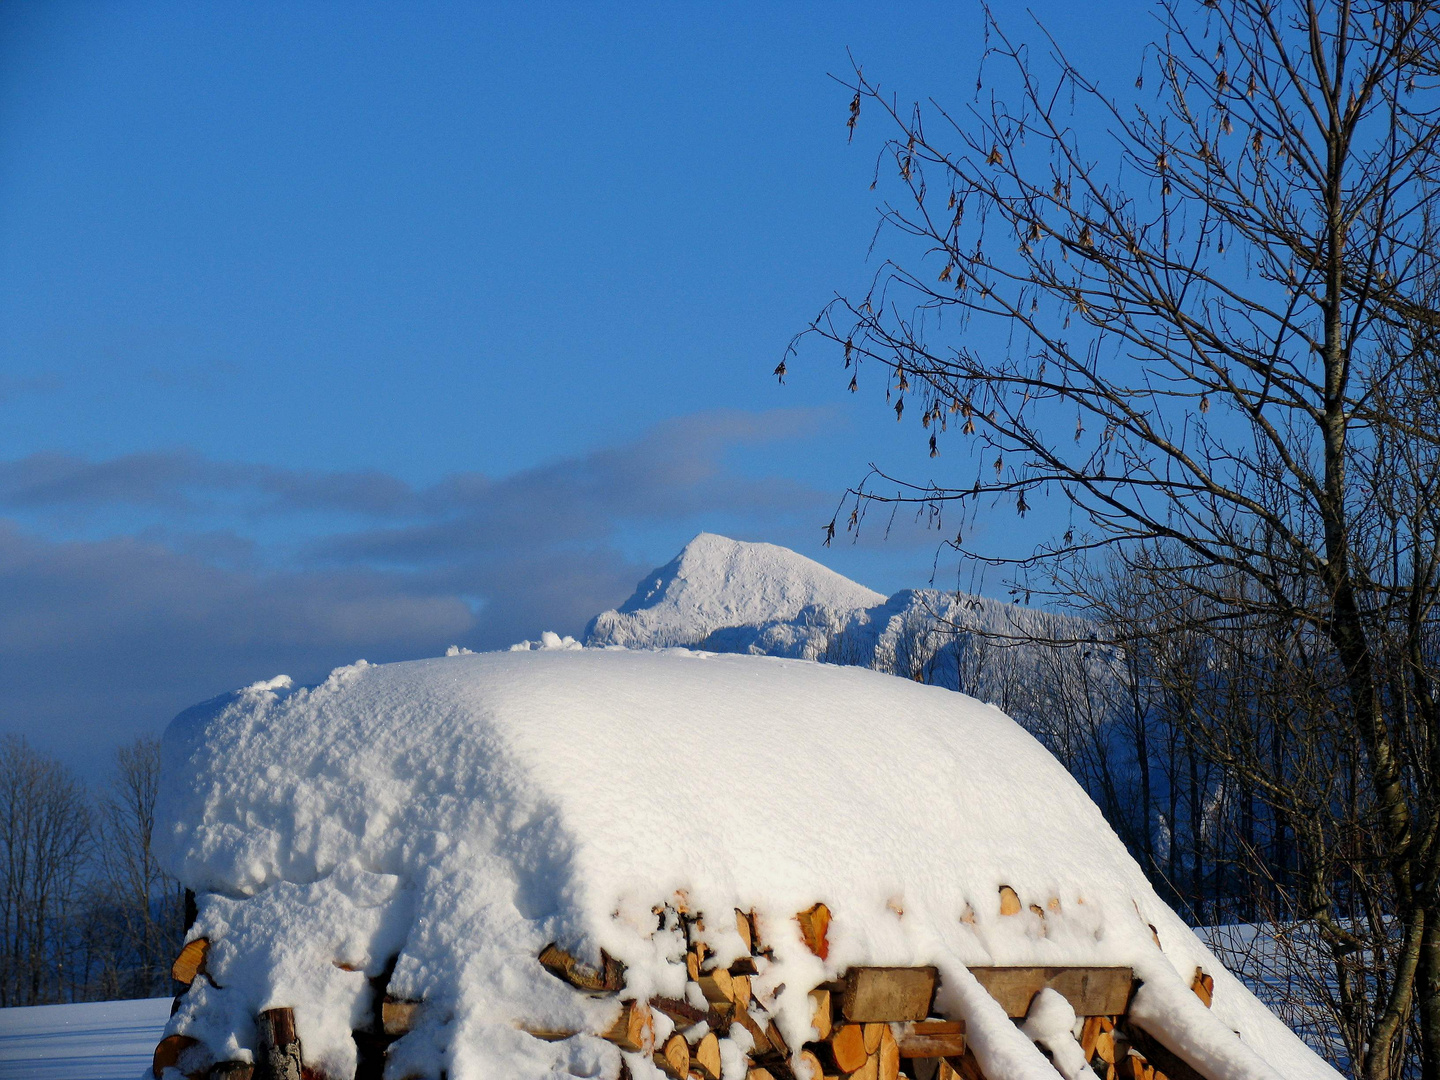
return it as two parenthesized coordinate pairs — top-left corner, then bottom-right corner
(156, 647), (1336, 1080)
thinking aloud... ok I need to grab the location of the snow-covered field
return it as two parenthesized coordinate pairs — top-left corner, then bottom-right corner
(0, 997), (168, 1079)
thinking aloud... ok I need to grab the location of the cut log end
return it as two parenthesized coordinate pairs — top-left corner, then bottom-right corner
(152, 1034), (200, 1079)
(653, 1033), (690, 1080)
(998, 886), (1021, 916)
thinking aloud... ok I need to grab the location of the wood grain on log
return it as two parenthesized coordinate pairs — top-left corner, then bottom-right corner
(838, 967), (936, 1023)
(653, 1033), (689, 1080)
(256, 1007), (302, 1080)
(692, 1031), (722, 1080)
(877, 1023), (900, 1080)
(381, 1000), (420, 1037)
(1191, 969), (1214, 1008)
(796, 903), (831, 960)
(602, 1000), (653, 1053)
(968, 966), (1133, 1018)
(808, 989), (832, 1041)
(152, 1034), (200, 1079)
(538, 942), (625, 994)
(172, 939), (210, 986)
(830, 1024), (869, 1074)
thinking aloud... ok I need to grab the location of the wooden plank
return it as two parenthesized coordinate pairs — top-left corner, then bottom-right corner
(171, 938), (210, 986)
(538, 942), (625, 995)
(896, 1020), (966, 1058)
(968, 966), (1133, 1018)
(796, 903), (831, 960)
(839, 968), (936, 1023)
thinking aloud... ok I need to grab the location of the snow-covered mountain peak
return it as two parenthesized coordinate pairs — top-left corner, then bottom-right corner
(585, 532), (884, 648)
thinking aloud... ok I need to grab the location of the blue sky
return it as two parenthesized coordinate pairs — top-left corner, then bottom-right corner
(0, 1), (1156, 773)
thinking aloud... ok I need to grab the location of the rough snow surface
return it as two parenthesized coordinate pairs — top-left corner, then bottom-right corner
(585, 533), (885, 648)
(156, 648), (1336, 1080)
(0, 997), (170, 1080)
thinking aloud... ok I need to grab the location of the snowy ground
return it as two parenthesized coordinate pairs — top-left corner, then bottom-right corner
(0, 997), (168, 1080)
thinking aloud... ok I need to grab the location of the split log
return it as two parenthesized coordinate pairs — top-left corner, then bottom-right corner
(737, 909), (756, 954)
(863, 1023), (884, 1054)
(1122, 1023), (1207, 1080)
(766, 1019), (790, 1059)
(653, 1033), (690, 1080)
(896, 1020), (965, 1058)
(852, 1051), (879, 1080)
(796, 903), (831, 960)
(256, 1007), (303, 1080)
(517, 1024), (578, 1042)
(1191, 969), (1214, 1008)
(172, 938), (210, 986)
(731, 956), (760, 976)
(152, 1034), (200, 1079)
(698, 967), (736, 1009)
(878, 1024), (900, 1080)
(809, 989), (833, 1041)
(602, 1000), (653, 1054)
(798, 1048), (827, 1080)
(997, 887), (1021, 916)
(967, 966), (1133, 1018)
(538, 942), (625, 994)
(830, 1024), (869, 1074)
(910, 1060), (940, 1080)
(732, 1009), (773, 1057)
(1079, 1016), (1106, 1060)
(692, 1031), (723, 1080)
(650, 996), (706, 1028)
(381, 999), (420, 1037)
(733, 974), (753, 1011)
(209, 1064), (254, 1080)
(838, 967), (936, 1023)
(942, 1049), (987, 1080)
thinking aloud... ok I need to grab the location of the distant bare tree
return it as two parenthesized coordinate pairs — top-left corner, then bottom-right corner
(90, 737), (185, 998)
(796, 2), (1440, 1076)
(0, 736), (91, 1005)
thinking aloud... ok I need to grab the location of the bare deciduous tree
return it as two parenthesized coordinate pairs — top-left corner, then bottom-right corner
(794, 2), (1440, 1076)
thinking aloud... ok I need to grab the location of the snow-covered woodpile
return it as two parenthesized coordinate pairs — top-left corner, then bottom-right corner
(148, 647), (1340, 1080)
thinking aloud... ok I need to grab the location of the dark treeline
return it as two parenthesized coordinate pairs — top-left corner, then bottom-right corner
(0, 734), (186, 1006)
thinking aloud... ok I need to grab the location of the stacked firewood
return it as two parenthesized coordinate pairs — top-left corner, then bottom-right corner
(151, 888), (1217, 1080)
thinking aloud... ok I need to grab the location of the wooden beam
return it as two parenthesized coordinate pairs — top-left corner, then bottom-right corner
(896, 1020), (966, 1058)
(968, 966), (1133, 1018)
(838, 967), (937, 1023)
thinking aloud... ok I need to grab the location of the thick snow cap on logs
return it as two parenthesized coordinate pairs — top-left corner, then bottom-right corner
(155, 647), (1336, 1080)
